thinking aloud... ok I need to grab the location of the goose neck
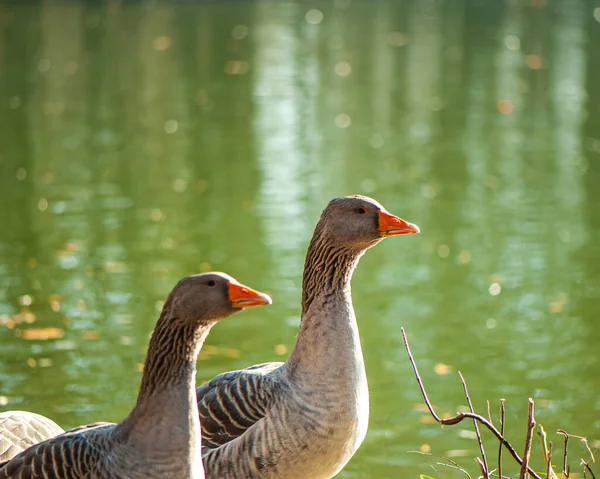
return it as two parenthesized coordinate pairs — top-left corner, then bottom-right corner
(135, 313), (212, 407)
(300, 232), (363, 315)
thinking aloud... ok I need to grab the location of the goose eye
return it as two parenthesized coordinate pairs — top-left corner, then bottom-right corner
(355, 207), (367, 215)
(207, 280), (216, 287)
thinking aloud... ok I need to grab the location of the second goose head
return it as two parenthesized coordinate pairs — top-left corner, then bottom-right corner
(164, 272), (273, 326)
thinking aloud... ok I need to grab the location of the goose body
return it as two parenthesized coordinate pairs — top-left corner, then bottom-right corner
(199, 196), (419, 479)
(0, 411), (64, 463)
(0, 273), (271, 479)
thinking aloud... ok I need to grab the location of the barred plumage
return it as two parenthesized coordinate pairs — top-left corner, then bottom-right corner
(0, 412), (64, 463)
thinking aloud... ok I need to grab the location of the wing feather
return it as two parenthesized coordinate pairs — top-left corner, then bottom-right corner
(197, 362), (284, 449)
(0, 423), (111, 478)
(0, 411), (65, 463)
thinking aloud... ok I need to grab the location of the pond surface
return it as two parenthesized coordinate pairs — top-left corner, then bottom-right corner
(1, 1), (599, 477)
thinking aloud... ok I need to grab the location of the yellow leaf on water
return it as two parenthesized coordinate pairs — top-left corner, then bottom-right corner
(223, 348), (241, 359)
(0, 315), (15, 329)
(65, 241), (79, 252)
(434, 363), (452, 375)
(412, 403), (433, 412)
(198, 345), (241, 359)
(20, 309), (36, 323)
(225, 61), (249, 75)
(419, 415), (436, 424)
(104, 261), (126, 273)
(274, 344), (288, 355)
(82, 331), (100, 340)
(19, 327), (65, 340)
(446, 449), (472, 457)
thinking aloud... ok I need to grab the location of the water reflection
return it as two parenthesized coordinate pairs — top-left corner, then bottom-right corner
(0, 1), (599, 477)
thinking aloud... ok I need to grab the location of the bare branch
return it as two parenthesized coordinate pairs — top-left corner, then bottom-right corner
(569, 433), (595, 464)
(558, 429), (570, 478)
(498, 399), (505, 479)
(401, 328), (543, 479)
(435, 461), (472, 478)
(475, 457), (487, 478)
(459, 371), (489, 479)
(582, 459), (596, 479)
(546, 441), (553, 479)
(408, 451), (471, 478)
(519, 399), (535, 479)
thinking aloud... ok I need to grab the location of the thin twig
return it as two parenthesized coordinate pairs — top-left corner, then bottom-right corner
(519, 398), (536, 479)
(475, 457), (487, 478)
(538, 425), (559, 479)
(459, 371), (489, 479)
(570, 433), (596, 463)
(558, 429), (570, 478)
(435, 461), (472, 478)
(408, 451), (472, 478)
(546, 441), (553, 479)
(401, 328), (543, 479)
(582, 460), (596, 479)
(498, 399), (505, 479)
(539, 425), (549, 469)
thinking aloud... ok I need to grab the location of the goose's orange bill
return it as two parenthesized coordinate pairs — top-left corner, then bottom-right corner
(377, 210), (420, 237)
(228, 281), (272, 309)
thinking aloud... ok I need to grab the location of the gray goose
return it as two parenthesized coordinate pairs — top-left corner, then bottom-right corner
(199, 195), (419, 479)
(0, 272), (271, 479)
(0, 412), (64, 462)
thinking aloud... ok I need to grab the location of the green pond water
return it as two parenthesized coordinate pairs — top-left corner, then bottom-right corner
(1, 1), (599, 477)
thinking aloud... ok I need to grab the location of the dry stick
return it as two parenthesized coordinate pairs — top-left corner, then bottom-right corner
(546, 442), (553, 479)
(475, 457), (487, 478)
(498, 399), (505, 479)
(400, 328), (543, 479)
(434, 461), (472, 478)
(458, 371), (489, 479)
(582, 460), (596, 479)
(410, 451), (472, 478)
(519, 399), (536, 479)
(538, 425), (549, 469)
(538, 425), (558, 479)
(569, 433), (596, 463)
(558, 429), (570, 478)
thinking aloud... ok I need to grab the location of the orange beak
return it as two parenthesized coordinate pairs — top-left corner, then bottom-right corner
(228, 280), (272, 309)
(377, 210), (420, 237)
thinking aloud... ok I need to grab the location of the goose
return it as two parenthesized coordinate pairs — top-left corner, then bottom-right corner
(199, 195), (419, 479)
(0, 411), (64, 462)
(0, 272), (271, 479)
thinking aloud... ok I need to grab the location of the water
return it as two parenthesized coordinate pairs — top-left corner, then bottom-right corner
(0, 1), (599, 477)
